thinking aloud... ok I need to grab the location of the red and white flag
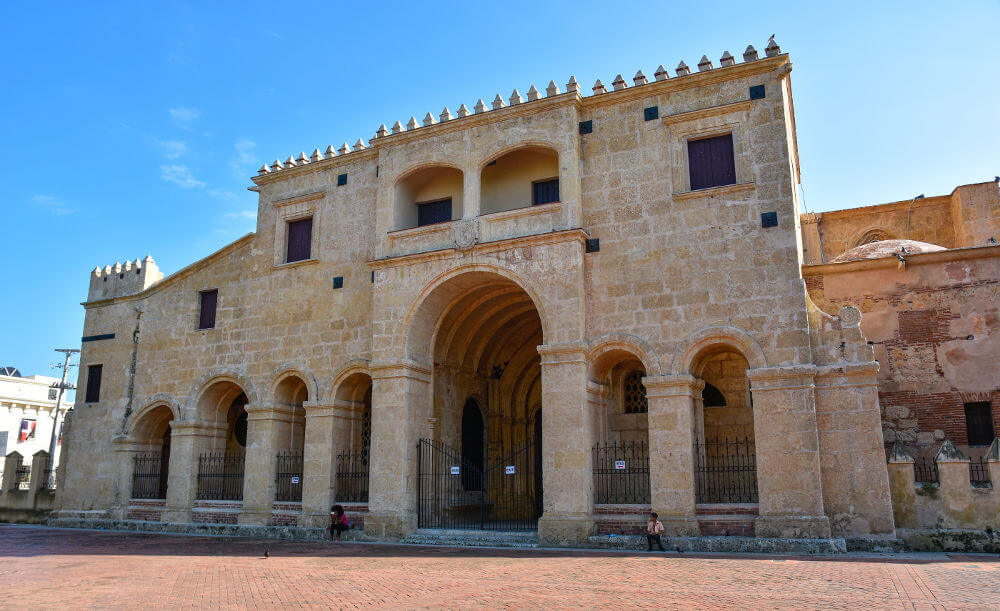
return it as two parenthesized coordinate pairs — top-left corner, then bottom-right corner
(19, 419), (36, 442)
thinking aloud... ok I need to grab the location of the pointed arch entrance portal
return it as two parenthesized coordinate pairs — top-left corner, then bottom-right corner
(414, 271), (543, 531)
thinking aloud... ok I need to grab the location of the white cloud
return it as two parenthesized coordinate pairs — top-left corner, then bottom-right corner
(160, 165), (205, 189)
(223, 210), (257, 220)
(155, 139), (187, 159)
(31, 194), (76, 215)
(231, 139), (257, 175)
(207, 189), (239, 200)
(169, 106), (200, 126)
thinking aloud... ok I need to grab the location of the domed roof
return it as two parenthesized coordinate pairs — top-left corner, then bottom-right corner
(831, 239), (946, 263)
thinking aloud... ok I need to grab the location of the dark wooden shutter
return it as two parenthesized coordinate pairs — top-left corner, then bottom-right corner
(199, 289), (218, 329)
(85, 364), (102, 403)
(417, 198), (452, 226)
(286, 217), (313, 262)
(688, 134), (736, 190)
(532, 179), (560, 205)
(965, 402), (995, 446)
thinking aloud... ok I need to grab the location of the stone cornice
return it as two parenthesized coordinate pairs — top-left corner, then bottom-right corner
(537, 341), (588, 365)
(747, 364), (817, 389)
(642, 374), (704, 398)
(273, 191), (325, 208)
(800, 193), (951, 223)
(369, 359), (432, 382)
(801, 244), (1000, 277)
(661, 100), (752, 126)
(370, 228), (589, 270)
(251, 148), (378, 186)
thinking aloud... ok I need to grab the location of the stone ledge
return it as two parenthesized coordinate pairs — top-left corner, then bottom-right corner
(586, 534), (847, 554)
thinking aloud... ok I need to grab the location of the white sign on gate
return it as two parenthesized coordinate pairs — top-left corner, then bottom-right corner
(505, 465), (516, 475)
(291, 476), (300, 484)
(450, 466), (461, 475)
(614, 460), (626, 470)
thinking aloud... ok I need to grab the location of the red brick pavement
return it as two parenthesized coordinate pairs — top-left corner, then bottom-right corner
(1, 526), (998, 609)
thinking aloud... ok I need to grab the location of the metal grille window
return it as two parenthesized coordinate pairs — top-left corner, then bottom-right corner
(964, 402), (995, 446)
(131, 452), (165, 499)
(12, 464), (31, 490)
(85, 364), (102, 403)
(688, 133), (736, 190)
(970, 456), (991, 485)
(416, 198), (452, 226)
(695, 438), (758, 503)
(335, 449), (369, 503)
(592, 441), (650, 504)
(361, 403), (371, 454)
(196, 451), (245, 500)
(623, 371), (648, 414)
(532, 178), (560, 205)
(286, 217), (313, 262)
(198, 289), (218, 330)
(914, 457), (939, 483)
(274, 451), (303, 502)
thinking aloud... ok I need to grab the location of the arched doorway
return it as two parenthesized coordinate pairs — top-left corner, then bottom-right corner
(274, 375), (308, 502)
(194, 380), (249, 501)
(333, 371), (373, 503)
(411, 271), (544, 530)
(129, 404), (174, 500)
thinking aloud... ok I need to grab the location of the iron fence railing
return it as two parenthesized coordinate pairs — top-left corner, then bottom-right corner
(592, 440), (650, 504)
(275, 451), (304, 502)
(132, 452), (166, 499)
(695, 437), (758, 504)
(914, 457), (939, 483)
(12, 464), (31, 490)
(969, 456), (990, 485)
(196, 451), (245, 500)
(335, 449), (369, 503)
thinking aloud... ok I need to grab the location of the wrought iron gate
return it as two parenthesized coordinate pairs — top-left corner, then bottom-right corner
(417, 438), (539, 530)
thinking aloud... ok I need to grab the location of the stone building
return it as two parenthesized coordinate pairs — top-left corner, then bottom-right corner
(0, 367), (67, 480)
(54, 39), (903, 545)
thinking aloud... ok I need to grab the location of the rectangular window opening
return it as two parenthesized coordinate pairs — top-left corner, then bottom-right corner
(964, 402), (995, 446)
(687, 133), (737, 191)
(198, 289), (218, 330)
(532, 178), (560, 206)
(416, 198), (452, 227)
(85, 364), (103, 403)
(286, 217), (313, 263)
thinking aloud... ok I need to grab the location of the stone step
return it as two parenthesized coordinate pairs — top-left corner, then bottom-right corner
(401, 529), (539, 548)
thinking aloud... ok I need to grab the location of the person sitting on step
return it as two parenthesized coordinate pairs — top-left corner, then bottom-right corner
(647, 512), (665, 552)
(330, 504), (350, 542)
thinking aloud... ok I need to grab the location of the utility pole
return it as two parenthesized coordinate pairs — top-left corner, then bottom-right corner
(48, 348), (79, 487)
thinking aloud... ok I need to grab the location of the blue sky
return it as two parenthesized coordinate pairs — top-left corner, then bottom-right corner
(2, 1), (998, 381)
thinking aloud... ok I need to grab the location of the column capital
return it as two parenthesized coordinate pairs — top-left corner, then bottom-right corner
(370, 359), (432, 383)
(537, 341), (588, 365)
(169, 420), (225, 437)
(302, 399), (362, 419)
(747, 364), (817, 390)
(642, 374), (704, 398)
(245, 402), (300, 421)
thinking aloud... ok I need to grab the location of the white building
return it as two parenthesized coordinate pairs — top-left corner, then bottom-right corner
(0, 367), (70, 477)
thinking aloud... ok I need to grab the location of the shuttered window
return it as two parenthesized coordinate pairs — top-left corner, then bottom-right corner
(965, 402), (995, 446)
(417, 198), (452, 227)
(198, 289), (218, 330)
(85, 364), (102, 403)
(286, 217), (313, 262)
(688, 133), (736, 190)
(532, 178), (560, 205)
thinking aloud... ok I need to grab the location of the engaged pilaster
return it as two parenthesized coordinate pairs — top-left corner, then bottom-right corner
(162, 421), (219, 524)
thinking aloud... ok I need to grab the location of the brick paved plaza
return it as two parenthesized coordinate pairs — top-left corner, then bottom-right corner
(1, 526), (998, 609)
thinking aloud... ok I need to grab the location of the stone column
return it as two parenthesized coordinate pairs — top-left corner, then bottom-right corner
(1, 452), (22, 491)
(300, 400), (357, 527)
(462, 166), (481, 219)
(108, 437), (133, 520)
(747, 365), (831, 539)
(536, 342), (593, 545)
(162, 421), (218, 524)
(586, 381), (608, 445)
(643, 375), (700, 536)
(935, 440), (973, 529)
(364, 359), (431, 538)
(30, 451), (51, 494)
(241, 402), (295, 526)
(987, 439), (1000, 494)
(886, 441), (916, 530)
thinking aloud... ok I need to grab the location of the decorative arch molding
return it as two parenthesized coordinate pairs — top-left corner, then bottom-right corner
(126, 394), (180, 438)
(587, 334), (661, 379)
(479, 140), (562, 171)
(670, 325), (768, 375)
(393, 160), (465, 185)
(330, 359), (373, 402)
(269, 362), (322, 403)
(183, 367), (259, 419)
(852, 227), (895, 248)
(401, 264), (552, 364)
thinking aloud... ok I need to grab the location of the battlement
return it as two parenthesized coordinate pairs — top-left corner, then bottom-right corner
(255, 37), (783, 178)
(87, 254), (163, 302)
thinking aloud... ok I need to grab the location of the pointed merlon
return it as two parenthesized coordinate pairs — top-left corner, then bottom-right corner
(258, 164), (270, 175)
(296, 151), (309, 164)
(92, 266), (102, 275)
(675, 61), (690, 76)
(391, 120), (404, 134)
(142, 254), (154, 264)
(338, 142), (350, 155)
(720, 50), (735, 67)
(546, 80), (560, 96)
(103, 265), (112, 274)
(935, 439), (968, 462)
(633, 70), (647, 86)
(492, 94), (506, 110)
(698, 55), (713, 72)
(375, 125), (390, 139)
(113, 262), (122, 272)
(526, 84), (541, 101)
(406, 116), (420, 130)
(654, 65), (669, 81)
(423, 112), (436, 126)
(474, 99), (488, 114)
(440, 107), (453, 122)
(612, 74), (627, 91)
(509, 89), (524, 105)
(271, 159), (283, 172)
(566, 75), (579, 93)
(284, 156), (296, 168)
(353, 139), (366, 151)
(310, 148), (323, 161)
(457, 103), (472, 117)
(592, 79), (606, 94)
(744, 45), (758, 62)
(888, 440), (913, 463)
(325, 145), (337, 157)
(765, 35), (780, 57)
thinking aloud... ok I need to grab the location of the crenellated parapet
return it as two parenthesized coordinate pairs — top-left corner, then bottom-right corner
(256, 37), (784, 178)
(87, 254), (164, 302)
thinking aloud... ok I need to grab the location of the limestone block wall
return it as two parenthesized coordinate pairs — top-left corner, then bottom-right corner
(951, 182), (1000, 248)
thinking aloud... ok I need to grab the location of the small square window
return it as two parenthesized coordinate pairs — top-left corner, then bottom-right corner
(48, 388), (58, 401)
(532, 179), (559, 205)
(688, 133), (736, 191)
(332, 276), (344, 289)
(198, 289), (218, 330)
(761, 211), (778, 228)
(965, 402), (995, 446)
(749, 85), (766, 100)
(286, 217), (313, 262)
(337, 173), (347, 186)
(579, 120), (593, 135)
(85, 364), (103, 403)
(643, 106), (659, 121)
(416, 198), (452, 227)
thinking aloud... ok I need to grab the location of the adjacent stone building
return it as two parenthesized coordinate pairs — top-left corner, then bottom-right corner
(54, 40), (913, 545)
